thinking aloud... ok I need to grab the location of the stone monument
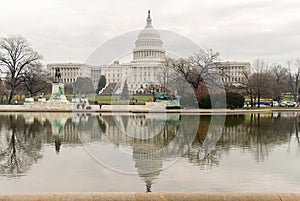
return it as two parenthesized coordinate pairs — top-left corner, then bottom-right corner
(48, 67), (68, 102)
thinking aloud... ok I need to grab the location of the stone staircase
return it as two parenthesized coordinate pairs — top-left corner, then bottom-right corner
(100, 83), (119, 95)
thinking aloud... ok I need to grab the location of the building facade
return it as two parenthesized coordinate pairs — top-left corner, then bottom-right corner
(215, 61), (251, 86)
(127, 10), (166, 93)
(46, 12), (251, 94)
(47, 63), (91, 84)
(98, 10), (166, 94)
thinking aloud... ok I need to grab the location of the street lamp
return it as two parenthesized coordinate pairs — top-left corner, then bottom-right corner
(150, 84), (155, 102)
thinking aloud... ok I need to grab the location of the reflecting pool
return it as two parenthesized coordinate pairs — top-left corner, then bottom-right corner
(0, 112), (300, 192)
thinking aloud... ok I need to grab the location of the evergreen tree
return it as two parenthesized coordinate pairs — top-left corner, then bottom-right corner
(73, 77), (95, 94)
(121, 80), (130, 99)
(198, 92), (245, 109)
(226, 92), (244, 108)
(97, 75), (106, 94)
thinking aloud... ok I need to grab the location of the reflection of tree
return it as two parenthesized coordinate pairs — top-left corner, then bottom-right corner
(245, 114), (294, 161)
(220, 114), (296, 162)
(0, 115), (43, 177)
(195, 116), (211, 144)
(287, 114), (300, 152)
(188, 115), (222, 169)
(224, 115), (245, 127)
(187, 113), (297, 169)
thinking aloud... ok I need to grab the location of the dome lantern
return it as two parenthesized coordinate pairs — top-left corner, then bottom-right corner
(132, 10), (165, 62)
(145, 10), (153, 28)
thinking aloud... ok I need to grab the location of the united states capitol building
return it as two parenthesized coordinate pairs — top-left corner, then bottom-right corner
(47, 11), (250, 94)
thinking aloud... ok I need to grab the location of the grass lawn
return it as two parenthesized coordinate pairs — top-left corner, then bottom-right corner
(1, 94), (152, 105)
(90, 95), (154, 105)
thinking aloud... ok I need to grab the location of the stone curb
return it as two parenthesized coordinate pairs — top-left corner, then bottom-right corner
(1, 105), (300, 113)
(0, 193), (299, 201)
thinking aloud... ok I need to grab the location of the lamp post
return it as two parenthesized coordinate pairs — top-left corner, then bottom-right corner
(150, 84), (155, 102)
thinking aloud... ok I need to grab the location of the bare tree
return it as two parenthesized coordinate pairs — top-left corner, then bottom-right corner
(287, 59), (300, 102)
(239, 69), (255, 107)
(250, 59), (271, 108)
(0, 36), (42, 103)
(21, 62), (50, 96)
(240, 61), (288, 107)
(168, 49), (223, 106)
(270, 64), (288, 101)
(160, 57), (194, 102)
(251, 72), (273, 107)
(159, 57), (172, 92)
(168, 72), (192, 95)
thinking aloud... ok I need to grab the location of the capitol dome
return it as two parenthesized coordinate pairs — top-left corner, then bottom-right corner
(132, 10), (165, 62)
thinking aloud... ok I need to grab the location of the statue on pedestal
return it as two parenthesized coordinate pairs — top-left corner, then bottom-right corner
(54, 67), (61, 83)
(48, 67), (68, 102)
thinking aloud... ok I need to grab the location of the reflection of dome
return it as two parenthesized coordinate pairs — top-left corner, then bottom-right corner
(132, 10), (165, 62)
(133, 144), (163, 192)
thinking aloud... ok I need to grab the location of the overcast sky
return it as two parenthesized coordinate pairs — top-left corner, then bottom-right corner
(1, 0), (299, 65)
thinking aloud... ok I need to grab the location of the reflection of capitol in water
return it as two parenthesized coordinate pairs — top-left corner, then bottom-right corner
(96, 113), (195, 192)
(1, 112), (299, 191)
(61, 113), (198, 192)
(101, 114), (179, 145)
(116, 114), (162, 138)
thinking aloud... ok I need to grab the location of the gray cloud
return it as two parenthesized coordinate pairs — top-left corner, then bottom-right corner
(0, 0), (299, 65)
(85, 30), (200, 66)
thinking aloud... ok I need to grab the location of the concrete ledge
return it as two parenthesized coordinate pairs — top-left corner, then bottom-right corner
(1, 105), (300, 113)
(0, 192), (299, 201)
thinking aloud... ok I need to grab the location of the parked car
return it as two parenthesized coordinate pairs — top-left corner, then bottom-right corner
(280, 101), (287, 107)
(280, 101), (296, 107)
(287, 102), (296, 107)
(272, 101), (279, 107)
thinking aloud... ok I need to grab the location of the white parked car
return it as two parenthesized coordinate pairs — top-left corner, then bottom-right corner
(280, 101), (296, 107)
(272, 101), (279, 107)
(287, 102), (296, 107)
(280, 101), (287, 107)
